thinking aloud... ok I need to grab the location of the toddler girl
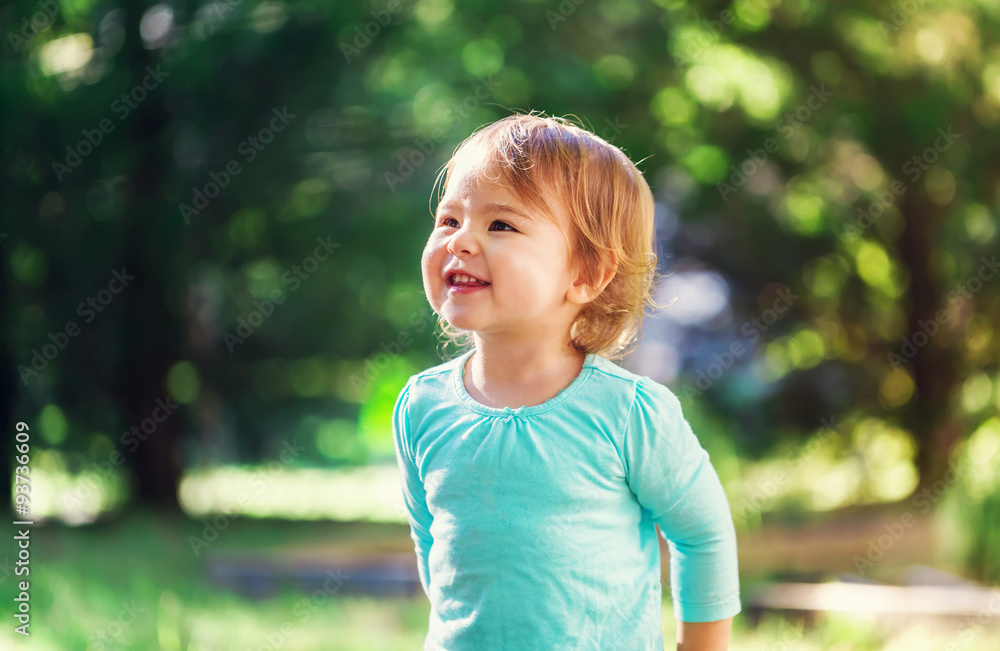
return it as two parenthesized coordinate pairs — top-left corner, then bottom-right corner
(392, 112), (740, 650)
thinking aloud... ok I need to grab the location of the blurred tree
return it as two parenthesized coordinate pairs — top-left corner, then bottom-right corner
(651, 0), (998, 494)
(110, 0), (184, 509)
(2, 0), (998, 522)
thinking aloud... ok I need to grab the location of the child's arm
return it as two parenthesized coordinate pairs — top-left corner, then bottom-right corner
(677, 618), (733, 651)
(391, 381), (434, 597)
(622, 378), (741, 643)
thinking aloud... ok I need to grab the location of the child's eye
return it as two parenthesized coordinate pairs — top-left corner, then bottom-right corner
(438, 216), (459, 228)
(489, 220), (517, 232)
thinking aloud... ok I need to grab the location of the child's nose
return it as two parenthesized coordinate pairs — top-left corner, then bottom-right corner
(446, 226), (477, 256)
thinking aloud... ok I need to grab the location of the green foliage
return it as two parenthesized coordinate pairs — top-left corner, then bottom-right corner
(938, 417), (1000, 582)
(2, 0), (998, 571)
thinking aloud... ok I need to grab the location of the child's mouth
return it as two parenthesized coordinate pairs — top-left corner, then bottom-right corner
(448, 273), (491, 292)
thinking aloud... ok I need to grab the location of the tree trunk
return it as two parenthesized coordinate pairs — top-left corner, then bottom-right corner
(896, 193), (963, 495)
(113, 0), (183, 511)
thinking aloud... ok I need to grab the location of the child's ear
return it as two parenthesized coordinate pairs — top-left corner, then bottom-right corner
(568, 260), (616, 305)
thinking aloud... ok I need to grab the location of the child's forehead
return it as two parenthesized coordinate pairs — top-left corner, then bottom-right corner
(443, 157), (513, 198)
(439, 139), (570, 218)
(449, 145), (502, 179)
(446, 149), (558, 196)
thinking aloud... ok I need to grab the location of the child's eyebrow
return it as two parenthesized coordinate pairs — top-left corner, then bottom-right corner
(436, 201), (533, 221)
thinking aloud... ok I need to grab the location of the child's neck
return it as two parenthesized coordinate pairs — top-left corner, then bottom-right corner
(463, 339), (587, 410)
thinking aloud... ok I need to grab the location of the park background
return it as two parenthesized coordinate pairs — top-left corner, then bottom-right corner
(3, 0), (1000, 648)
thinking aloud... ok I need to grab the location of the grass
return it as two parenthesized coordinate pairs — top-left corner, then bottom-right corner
(1, 513), (998, 650)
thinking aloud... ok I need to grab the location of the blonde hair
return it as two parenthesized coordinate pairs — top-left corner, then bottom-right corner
(430, 111), (663, 361)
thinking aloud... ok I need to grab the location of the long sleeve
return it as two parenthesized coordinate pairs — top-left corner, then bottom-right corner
(621, 377), (741, 623)
(391, 380), (434, 597)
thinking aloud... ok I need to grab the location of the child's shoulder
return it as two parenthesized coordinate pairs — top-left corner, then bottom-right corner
(587, 354), (682, 408)
(588, 354), (666, 391)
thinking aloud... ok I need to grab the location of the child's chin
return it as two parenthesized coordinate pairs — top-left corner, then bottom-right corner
(441, 312), (481, 332)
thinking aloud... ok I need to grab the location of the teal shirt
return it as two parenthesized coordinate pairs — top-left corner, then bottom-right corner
(392, 349), (741, 650)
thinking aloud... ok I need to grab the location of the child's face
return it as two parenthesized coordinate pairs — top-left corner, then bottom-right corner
(421, 155), (585, 342)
